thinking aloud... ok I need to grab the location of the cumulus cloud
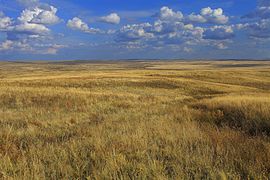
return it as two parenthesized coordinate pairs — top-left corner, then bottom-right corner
(115, 9), (205, 49)
(67, 17), (89, 31)
(0, 3), (64, 55)
(244, 6), (270, 19)
(2, 6), (59, 37)
(239, 0), (270, 39)
(152, 20), (185, 34)
(64, 6), (233, 51)
(244, 0), (270, 20)
(183, 47), (193, 53)
(14, 23), (50, 34)
(203, 25), (234, 40)
(116, 23), (154, 42)
(187, 14), (207, 23)
(115, 6), (231, 50)
(0, 12), (13, 31)
(243, 19), (270, 38)
(39, 44), (66, 54)
(67, 17), (102, 33)
(158, 6), (183, 22)
(216, 42), (228, 49)
(152, 22), (204, 45)
(187, 7), (229, 24)
(0, 40), (32, 51)
(0, 40), (14, 51)
(162, 26), (204, 45)
(1, 3), (246, 55)
(0, 38), (66, 54)
(62, 5), (232, 51)
(4, 5), (61, 36)
(18, 6), (60, 25)
(100, 13), (120, 24)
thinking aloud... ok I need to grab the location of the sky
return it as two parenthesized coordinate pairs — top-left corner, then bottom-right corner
(0, 0), (269, 60)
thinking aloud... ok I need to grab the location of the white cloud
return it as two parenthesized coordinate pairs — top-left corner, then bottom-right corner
(18, 6), (60, 25)
(151, 19), (204, 42)
(243, 0), (270, 21)
(6, 5), (60, 35)
(14, 22), (50, 34)
(187, 14), (206, 23)
(100, 13), (120, 24)
(0, 39), (66, 54)
(152, 20), (184, 34)
(0, 40), (32, 51)
(116, 11), (205, 49)
(158, 25), (204, 45)
(0, 11), (51, 36)
(0, 40), (13, 50)
(67, 17), (89, 31)
(244, 5), (270, 19)
(1, 4), (250, 56)
(203, 25), (234, 40)
(0, 12), (13, 31)
(116, 23), (154, 42)
(31, 6), (60, 25)
(0, 3), (64, 55)
(183, 47), (193, 52)
(40, 44), (66, 54)
(216, 43), (228, 49)
(244, 19), (270, 38)
(240, 0), (270, 39)
(159, 7), (184, 22)
(187, 7), (229, 24)
(67, 17), (102, 34)
(201, 7), (229, 24)
(257, 6), (270, 19)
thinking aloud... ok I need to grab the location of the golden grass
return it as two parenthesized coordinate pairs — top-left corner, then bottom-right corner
(0, 60), (269, 179)
(194, 95), (270, 135)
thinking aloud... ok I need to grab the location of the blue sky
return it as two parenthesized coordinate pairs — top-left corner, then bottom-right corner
(0, 0), (269, 60)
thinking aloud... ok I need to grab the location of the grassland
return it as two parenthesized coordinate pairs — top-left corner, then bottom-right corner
(0, 60), (270, 179)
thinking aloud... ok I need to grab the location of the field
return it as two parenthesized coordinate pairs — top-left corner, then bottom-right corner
(0, 60), (270, 179)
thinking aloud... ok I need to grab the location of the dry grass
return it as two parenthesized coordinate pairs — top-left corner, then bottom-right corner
(0, 60), (270, 179)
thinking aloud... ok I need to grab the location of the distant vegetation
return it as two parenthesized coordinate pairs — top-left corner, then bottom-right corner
(0, 60), (269, 179)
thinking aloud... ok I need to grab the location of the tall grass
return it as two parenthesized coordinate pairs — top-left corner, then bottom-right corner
(0, 61), (269, 179)
(194, 95), (270, 136)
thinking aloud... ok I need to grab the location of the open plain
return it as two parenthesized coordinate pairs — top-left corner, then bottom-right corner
(0, 60), (270, 179)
